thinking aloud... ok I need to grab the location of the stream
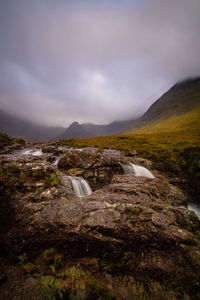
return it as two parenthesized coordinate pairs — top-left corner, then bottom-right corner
(188, 202), (200, 220)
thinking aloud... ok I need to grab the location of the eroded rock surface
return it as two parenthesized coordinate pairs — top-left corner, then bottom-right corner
(0, 144), (200, 298)
(58, 147), (126, 189)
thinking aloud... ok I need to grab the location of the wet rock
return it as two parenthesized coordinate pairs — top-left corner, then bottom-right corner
(131, 157), (153, 169)
(123, 149), (137, 157)
(60, 175), (74, 196)
(0, 145), (199, 297)
(111, 175), (187, 206)
(42, 145), (63, 156)
(0, 158), (74, 236)
(58, 147), (126, 189)
(0, 169), (199, 294)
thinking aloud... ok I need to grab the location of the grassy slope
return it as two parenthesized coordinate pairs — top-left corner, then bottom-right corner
(55, 107), (200, 200)
(130, 107), (200, 134)
(56, 107), (200, 156)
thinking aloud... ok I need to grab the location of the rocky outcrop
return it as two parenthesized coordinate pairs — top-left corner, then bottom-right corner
(1, 160), (199, 292)
(58, 148), (126, 189)
(0, 145), (200, 298)
(111, 175), (187, 206)
(0, 156), (74, 236)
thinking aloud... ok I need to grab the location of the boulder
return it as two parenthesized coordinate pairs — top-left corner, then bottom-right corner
(0, 157), (73, 236)
(1, 146), (199, 297)
(58, 148), (126, 189)
(111, 174), (187, 206)
(1, 168), (199, 293)
(123, 149), (137, 157)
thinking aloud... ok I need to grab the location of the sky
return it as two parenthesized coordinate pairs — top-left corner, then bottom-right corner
(0, 0), (200, 127)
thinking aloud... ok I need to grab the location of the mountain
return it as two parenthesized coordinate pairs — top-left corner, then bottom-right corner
(58, 77), (200, 139)
(129, 77), (200, 133)
(58, 121), (92, 139)
(1, 77), (199, 141)
(0, 107), (137, 141)
(139, 77), (200, 123)
(0, 110), (65, 141)
(57, 119), (137, 140)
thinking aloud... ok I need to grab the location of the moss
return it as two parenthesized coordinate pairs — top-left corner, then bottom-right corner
(86, 279), (114, 300)
(0, 164), (25, 200)
(44, 173), (60, 187)
(43, 248), (56, 259)
(125, 207), (142, 216)
(25, 169), (45, 180)
(180, 146), (200, 198)
(12, 250), (194, 300)
(0, 164), (60, 196)
(0, 132), (13, 150)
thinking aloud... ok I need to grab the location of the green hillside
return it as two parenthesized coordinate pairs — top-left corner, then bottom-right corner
(55, 102), (200, 200)
(130, 107), (200, 134)
(138, 77), (200, 124)
(56, 120), (200, 199)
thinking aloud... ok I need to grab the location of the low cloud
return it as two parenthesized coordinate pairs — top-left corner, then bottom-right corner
(0, 0), (200, 126)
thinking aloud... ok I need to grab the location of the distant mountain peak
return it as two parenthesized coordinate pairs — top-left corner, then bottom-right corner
(70, 121), (80, 126)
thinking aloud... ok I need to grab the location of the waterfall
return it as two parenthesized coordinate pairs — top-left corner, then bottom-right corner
(53, 157), (61, 166)
(22, 149), (43, 156)
(121, 163), (155, 178)
(188, 202), (200, 220)
(68, 176), (92, 198)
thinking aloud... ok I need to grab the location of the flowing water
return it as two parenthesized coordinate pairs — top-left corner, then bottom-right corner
(188, 202), (200, 220)
(66, 176), (92, 198)
(121, 162), (155, 178)
(68, 176), (92, 197)
(22, 149), (43, 156)
(53, 157), (61, 166)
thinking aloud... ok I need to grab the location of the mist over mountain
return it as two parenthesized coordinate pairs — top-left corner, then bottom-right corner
(0, 77), (199, 141)
(139, 77), (200, 124)
(0, 0), (200, 140)
(56, 76), (200, 139)
(0, 109), (137, 141)
(0, 0), (200, 127)
(57, 119), (137, 140)
(0, 110), (65, 141)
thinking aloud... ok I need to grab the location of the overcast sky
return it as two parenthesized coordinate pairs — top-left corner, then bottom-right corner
(0, 0), (200, 126)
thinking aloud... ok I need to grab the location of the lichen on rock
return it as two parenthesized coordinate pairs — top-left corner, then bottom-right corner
(0, 144), (200, 299)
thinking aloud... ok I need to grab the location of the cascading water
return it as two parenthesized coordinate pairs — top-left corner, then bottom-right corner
(187, 202), (200, 220)
(22, 149), (43, 156)
(62, 175), (92, 198)
(68, 176), (92, 198)
(53, 157), (61, 166)
(121, 162), (155, 178)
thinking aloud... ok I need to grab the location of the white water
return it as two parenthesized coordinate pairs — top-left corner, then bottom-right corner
(188, 202), (200, 220)
(68, 176), (92, 198)
(53, 157), (61, 166)
(121, 163), (155, 178)
(22, 149), (43, 156)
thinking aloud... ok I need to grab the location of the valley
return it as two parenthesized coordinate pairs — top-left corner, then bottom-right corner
(0, 77), (200, 299)
(0, 130), (200, 299)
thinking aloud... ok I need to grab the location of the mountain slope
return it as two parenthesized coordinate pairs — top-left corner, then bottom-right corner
(58, 121), (92, 139)
(141, 77), (200, 121)
(132, 107), (200, 134)
(57, 118), (137, 140)
(128, 77), (200, 133)
(0, 110), (65, 141)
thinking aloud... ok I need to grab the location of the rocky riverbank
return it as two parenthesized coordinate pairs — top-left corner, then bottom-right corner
(0, 138), (200, 299)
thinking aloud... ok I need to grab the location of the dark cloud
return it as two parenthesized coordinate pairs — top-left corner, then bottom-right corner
(0, 0), (200, 126)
